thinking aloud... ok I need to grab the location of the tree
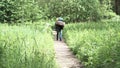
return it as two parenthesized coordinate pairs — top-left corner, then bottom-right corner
(0, 0), (41, 23)
(115, 0), (120, 15)
(43, 0), (114, 22)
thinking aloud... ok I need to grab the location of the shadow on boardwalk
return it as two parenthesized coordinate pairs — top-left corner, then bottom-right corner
(53, 31), (83, 68)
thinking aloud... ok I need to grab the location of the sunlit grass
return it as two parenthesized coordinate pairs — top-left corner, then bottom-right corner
(0, 21), (57, 68)
(63, 20), (120, 68)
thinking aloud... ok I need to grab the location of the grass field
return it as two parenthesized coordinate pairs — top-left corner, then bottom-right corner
(63, 20), (120, 68)
(0, 21), (57, 68)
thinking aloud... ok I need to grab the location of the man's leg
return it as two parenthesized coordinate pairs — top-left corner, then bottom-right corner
(59, 30), (62, 41)
(56, 31), (59, 40)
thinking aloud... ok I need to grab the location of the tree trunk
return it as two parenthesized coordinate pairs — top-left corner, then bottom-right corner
(115, 0), (118, 14)
(115, 0), (120, 15)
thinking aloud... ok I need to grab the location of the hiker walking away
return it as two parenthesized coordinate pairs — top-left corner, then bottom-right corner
(55, 17), (65, 41)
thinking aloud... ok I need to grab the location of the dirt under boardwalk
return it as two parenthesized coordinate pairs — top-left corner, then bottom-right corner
(54, 41), (83, 68)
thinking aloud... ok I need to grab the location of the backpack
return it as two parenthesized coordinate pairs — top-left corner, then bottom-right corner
(55, 21), (65, 27)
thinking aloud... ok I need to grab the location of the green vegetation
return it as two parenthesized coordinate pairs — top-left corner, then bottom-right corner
(63, 20), (120, 68)
(0, 0), (120, 68)
(0, 0), (117, 23)
(0, 22), (57, 68)
(46, 0), (114, 22)
(0, 0), (42, 23)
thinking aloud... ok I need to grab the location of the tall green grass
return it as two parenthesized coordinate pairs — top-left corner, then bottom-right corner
(63, 20), (120, 68)
(0, 22), (57, 68)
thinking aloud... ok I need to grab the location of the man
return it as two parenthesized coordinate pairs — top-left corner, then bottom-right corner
(55, 17), (65, 41)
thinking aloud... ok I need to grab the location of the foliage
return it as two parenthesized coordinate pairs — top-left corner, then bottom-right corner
(0, 22), (57, 68)
(43, 0), (115, 22)
(0, 0), (41, 23)
(63, 20), (120, 68)
(0, 0), (117, 23)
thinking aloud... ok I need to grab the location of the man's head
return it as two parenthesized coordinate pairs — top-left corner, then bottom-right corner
(58, 17), (63, 21)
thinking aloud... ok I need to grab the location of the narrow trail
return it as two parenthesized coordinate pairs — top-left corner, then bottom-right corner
(53, 31), (83, 68)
